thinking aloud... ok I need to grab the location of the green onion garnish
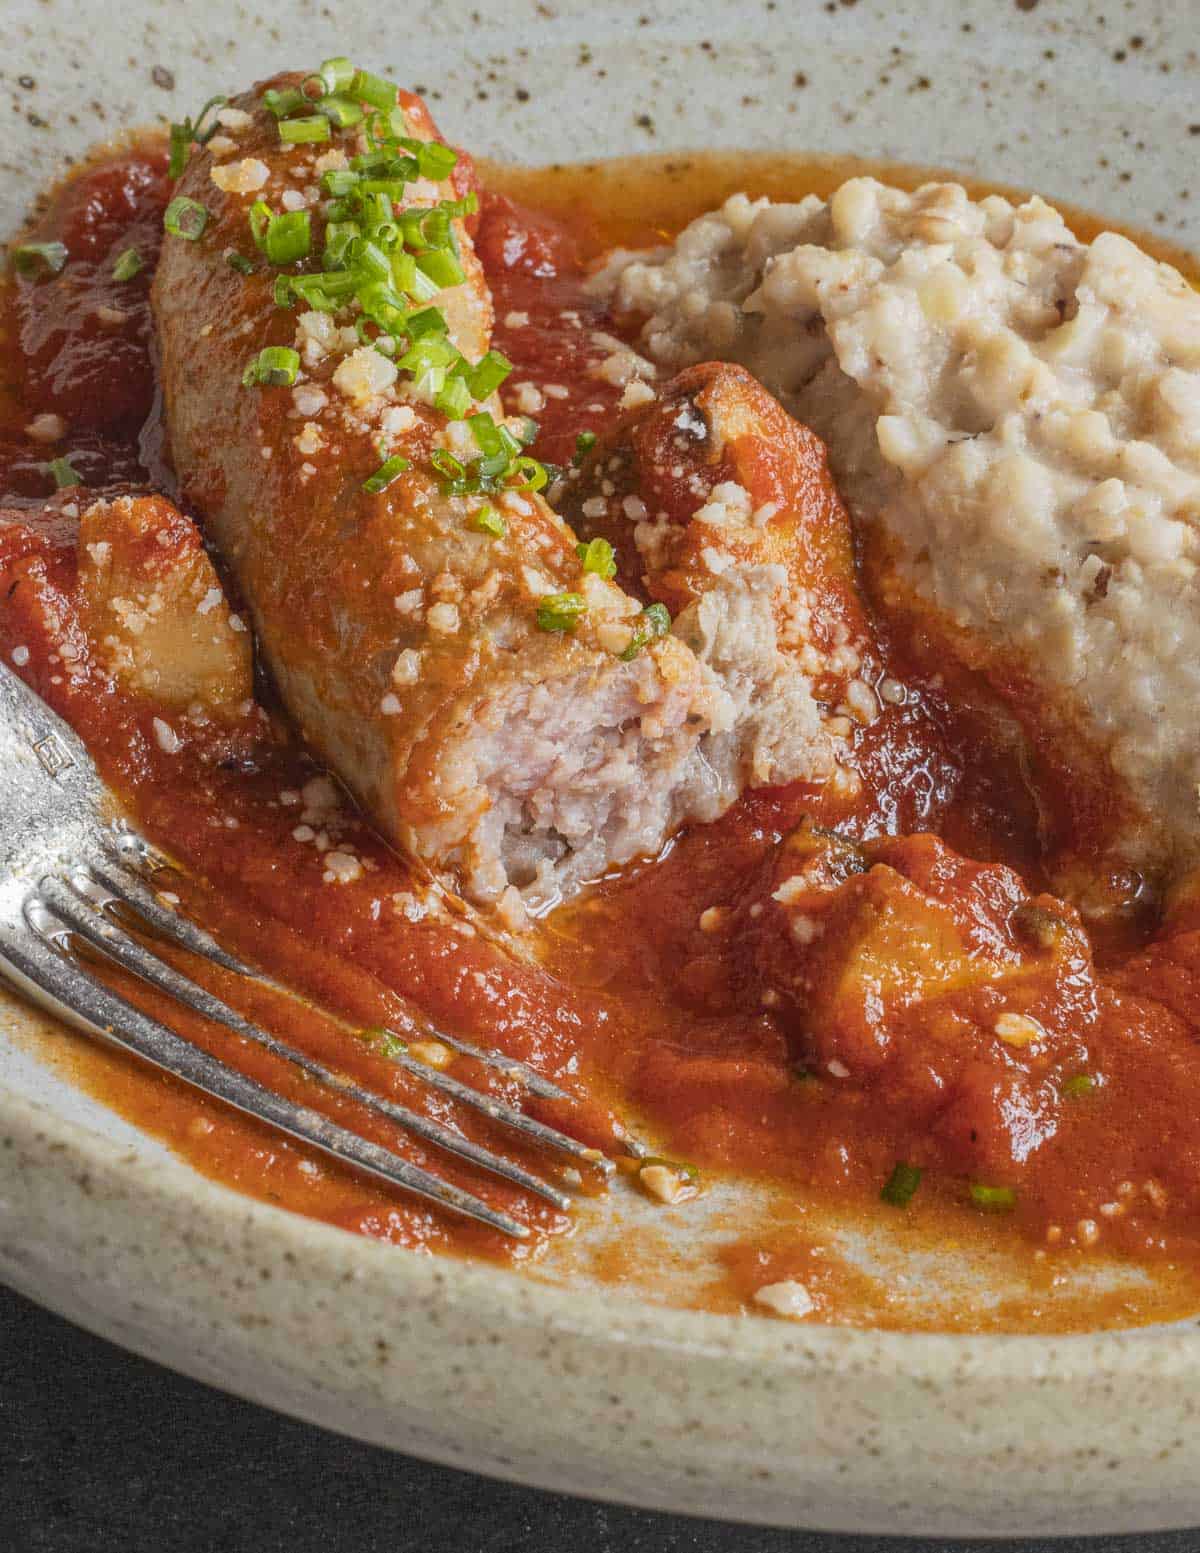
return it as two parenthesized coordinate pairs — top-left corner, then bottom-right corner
(111, 248), (144, 281)
(318, 56), (356, 94)
(263, 210), (311, 265)
(45, 454), (81, 489)
(509, 455), (548, 492)
(248, 200), (272, 249)
(246, 59), (512, 428)
(536, 592), (587, 633)
(263, 86), (308, 119)
(163, 196), (209, 241)
(620, 601), (671, 660)
(350, 68), (399, 110)
(279, 114), (331, 145)
(415, 249), (465, 289)
(880, 1162), (922, 1208)
(969, 1184), (1017, 1213)
(226, 252), (255, 275)
(168, 94), (227, 178)
(10, 241), (68, 277)
(573, 430), (597, 465)
(466, 349), (513, 400)
(434, 375), (471, 421)
(362, 454), (410, 493)
(1062, 1073), (1097, 1098)
(470, 503), (505, 537)
(168, 121), (192, 180)
(576, 537), (617, 579)
(358, 1024), (408, 1059)
(417, 140), (459, 181)
(319, 95), (364, 129)
(241, 346), (301, 387)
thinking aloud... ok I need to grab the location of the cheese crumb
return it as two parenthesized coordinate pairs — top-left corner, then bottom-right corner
(24, 413), (66, 443)
(427, 602), (460, 634)
(332, 345), (398, 404)
(619, 378), (656, 410)
(152, 717), (182, 754)
(322, 851), (363, 884)
(995, 1012), (1044, 1048)
(210, 158), (270, 194)
(391, 649), (421, 685)
(753, 1280), (815, 1320)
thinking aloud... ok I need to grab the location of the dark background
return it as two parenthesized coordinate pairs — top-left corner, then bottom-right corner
(1, 1281), (1196, 1553)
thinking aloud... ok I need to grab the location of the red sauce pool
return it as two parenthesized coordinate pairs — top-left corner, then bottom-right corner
(6, 141), (1200, 1329)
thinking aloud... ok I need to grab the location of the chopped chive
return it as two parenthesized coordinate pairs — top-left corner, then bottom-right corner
(880, 1162), (922, 1208)
(576, 536), (617, 579)
(467, 411), (503, 457)
(509, 455), (548, 492)
(321, 168), (361, 198)
(279, 114), (331, 145)
(620, 601), (671, 660)
(168, 94), (227, 177)
(163, 196), (209, 241)
(536, 591), (587, 633)
(470, 503), (505, 537)
(351, 69), (399, 110)
(516, 416), (539, 446)
(319, 95), (364, 129)
(1062, 1073), (1097, 1098)
(415, 248), (465, 289)
(168, 120), (192, 179)
(362, 454), (410, 493)
(319, 56), (356, 94)
(969, 1183), (1017, 1213)
(111, 248), (144, 281)
(45, 454), (81, 489)
(241, 345), (301, 387)
(430, 447), (466, 493)
(417, 140), (459, 181)
(10, 241), (68, 277)
(358, 1024), (408, 1059)
(406, 306), (448, 340)
(435, 374), (472, 420)
(248, 200), (272, 249)
(467, 349), (513, 400)
(573, 429), (598, 465)
(263, 209), (311, 265)
(263, 86), (307, 119)
(226, 251), (255, 275)
(191, 95), (228, 145)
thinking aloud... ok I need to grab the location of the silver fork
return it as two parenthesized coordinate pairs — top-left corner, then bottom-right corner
(0, 659), (608, 1238)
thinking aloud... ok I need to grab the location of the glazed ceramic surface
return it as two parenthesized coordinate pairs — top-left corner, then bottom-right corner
(4, 0), (1200, 1535)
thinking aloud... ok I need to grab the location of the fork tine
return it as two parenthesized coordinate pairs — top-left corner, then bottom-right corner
(385, 1048), (614, 1174)
(42, 872), (572, 1210)
(91, 850), (569, 1102)
(87, 853), (252, 976)
(2, 902), (532, 1239)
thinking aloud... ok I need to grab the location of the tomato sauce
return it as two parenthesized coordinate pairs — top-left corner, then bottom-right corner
(6, 141), (1200, 1330)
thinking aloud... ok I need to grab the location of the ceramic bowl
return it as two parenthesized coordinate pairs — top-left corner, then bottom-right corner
(4, 0), (1200, 1534)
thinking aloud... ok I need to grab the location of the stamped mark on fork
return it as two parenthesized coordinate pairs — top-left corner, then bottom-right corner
(32, 732), (75, 778)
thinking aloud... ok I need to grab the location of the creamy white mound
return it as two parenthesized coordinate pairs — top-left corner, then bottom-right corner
(595, 179), (1200, 875)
